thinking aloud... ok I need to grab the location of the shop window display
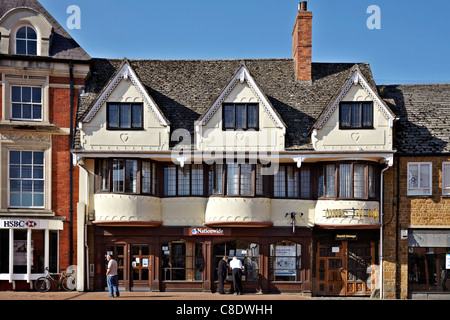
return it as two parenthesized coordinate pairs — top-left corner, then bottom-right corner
(408, 247), (450, 293)
(162, 240), (203, 281)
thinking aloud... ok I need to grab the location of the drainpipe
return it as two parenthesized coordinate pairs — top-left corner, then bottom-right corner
(77, 161), (90, 291)
(69, 61), (74, 266)
(380, 162), (390, 299)
(395, 156), (400, 299)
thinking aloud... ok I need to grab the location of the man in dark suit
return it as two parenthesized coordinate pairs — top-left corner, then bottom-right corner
(217, 256), (228, 294)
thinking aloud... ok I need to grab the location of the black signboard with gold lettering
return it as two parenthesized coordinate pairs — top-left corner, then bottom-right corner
(335, 233), (358, 241)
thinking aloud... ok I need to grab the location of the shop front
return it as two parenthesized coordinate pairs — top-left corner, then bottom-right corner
(408, 229), (450, 299)
(312, 200), (381, 297)
(0, 218), (63, 291)
(313, 228), (379, 297)
(92, 225), (312, 294)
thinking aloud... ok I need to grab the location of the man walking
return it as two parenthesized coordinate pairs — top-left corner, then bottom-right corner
(230, 256), (243, 295)
(217, 256), (228, 294)
(106, 254), (120, 298)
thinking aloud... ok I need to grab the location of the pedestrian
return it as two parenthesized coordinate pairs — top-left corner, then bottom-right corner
(106, 254), (120, 298)
(230, 256), (243, 295)
(217, 256), (228, 294)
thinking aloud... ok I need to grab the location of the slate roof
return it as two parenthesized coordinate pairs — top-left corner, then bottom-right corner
(75, 58), (377, 151)
(378, 84), (450, 154)
(0, 0), (90, 61)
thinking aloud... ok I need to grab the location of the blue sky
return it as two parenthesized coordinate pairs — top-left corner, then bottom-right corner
(40, 0), (450, 85)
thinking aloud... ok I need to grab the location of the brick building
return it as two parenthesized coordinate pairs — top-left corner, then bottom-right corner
(1, 0), (449, 299)
(379, 84), (450, 299)
(0, 0), (90, 290)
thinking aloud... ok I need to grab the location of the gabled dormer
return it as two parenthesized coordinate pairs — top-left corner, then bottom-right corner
(0, 7), (52, 57)
(79, 59), (170, 152)
(311, 66), (396, 152)
(195, 65), (286, 152)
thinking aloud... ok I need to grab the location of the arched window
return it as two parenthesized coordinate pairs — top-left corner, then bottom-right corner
(16, 26), (37, 55)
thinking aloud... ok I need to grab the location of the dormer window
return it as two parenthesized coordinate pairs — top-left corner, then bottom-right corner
(223, 103), (259, 130)
(339, 102), (373, 129)
(16, 26), (37, 56)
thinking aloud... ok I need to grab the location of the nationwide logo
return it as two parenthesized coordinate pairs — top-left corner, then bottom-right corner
(190, 228), (224, 236)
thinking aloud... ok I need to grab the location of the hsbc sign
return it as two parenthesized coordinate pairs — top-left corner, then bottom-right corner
(1, 220), (39, 229)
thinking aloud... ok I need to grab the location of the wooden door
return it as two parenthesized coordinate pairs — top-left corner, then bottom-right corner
(316, 242), (345, 296)
(130, 244), (151, 291)
(106, 244), (126, 289)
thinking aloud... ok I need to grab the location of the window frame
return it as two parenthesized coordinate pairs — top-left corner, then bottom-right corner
(15, 25), (38, 56)
(407, 162), (432, 196)
(442, 162), (450, 196)
(106, 102), (144, 130)
(8, 150), (45, 209)
(222, 103), (259, 131)
(10, 85), (43, 121)
(95, 158), (159, 196)
(317, 161), (380, 200)
(339, 102), (374, 129)
(163, 164), (206, 197)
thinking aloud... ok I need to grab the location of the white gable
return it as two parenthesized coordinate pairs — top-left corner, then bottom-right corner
(81, 61), (169, 130)
(196, 65), (286, 134)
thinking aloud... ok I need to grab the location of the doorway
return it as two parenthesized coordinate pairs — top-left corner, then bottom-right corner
(130, 244), (151, 291)
(316, 240), (377, 296)
(106, 245), (125, 289)
(105, 243), (151, 291)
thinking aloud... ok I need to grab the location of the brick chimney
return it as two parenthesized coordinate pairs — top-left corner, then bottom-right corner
(292, 1), (312, 81)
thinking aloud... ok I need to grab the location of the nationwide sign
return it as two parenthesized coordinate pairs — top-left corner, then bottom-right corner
(189, 227), (224, 236)
(1, 219), (40, 229)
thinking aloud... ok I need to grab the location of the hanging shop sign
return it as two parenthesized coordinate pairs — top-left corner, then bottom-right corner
(188, 227), (224, 236)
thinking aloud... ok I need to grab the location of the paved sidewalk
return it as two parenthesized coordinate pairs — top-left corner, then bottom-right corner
(0, 291), (313, 300)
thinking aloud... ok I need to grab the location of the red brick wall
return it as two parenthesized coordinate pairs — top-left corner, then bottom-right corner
(48, 81), (81, 268)
(292, 8), (312, 81)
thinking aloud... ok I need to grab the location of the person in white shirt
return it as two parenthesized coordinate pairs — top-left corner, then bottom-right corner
(230, 256), (243, 295)
(106, 254), (120, 298)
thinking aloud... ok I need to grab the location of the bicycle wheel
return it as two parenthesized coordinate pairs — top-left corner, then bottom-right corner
(35, 277), (51, 292)
(61, 276), (76, 291)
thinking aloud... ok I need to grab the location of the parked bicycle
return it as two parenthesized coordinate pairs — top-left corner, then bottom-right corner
(35, 267), (76, 292)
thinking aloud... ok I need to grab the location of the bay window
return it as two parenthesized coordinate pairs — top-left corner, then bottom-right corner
(95, 158), (158, 195)
(318, 162), (379, 200)
(163, 164), (204, 196)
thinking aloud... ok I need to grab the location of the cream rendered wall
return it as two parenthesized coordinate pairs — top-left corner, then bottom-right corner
(198, 82), (285, 152)
(314, 84), (393, 151)
(80, 78), (169, 151)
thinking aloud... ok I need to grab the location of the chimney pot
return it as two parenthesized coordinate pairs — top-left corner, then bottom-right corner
(299, 1), (307, 11)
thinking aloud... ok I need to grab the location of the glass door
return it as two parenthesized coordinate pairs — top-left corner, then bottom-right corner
(130, 244), (150, 290)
